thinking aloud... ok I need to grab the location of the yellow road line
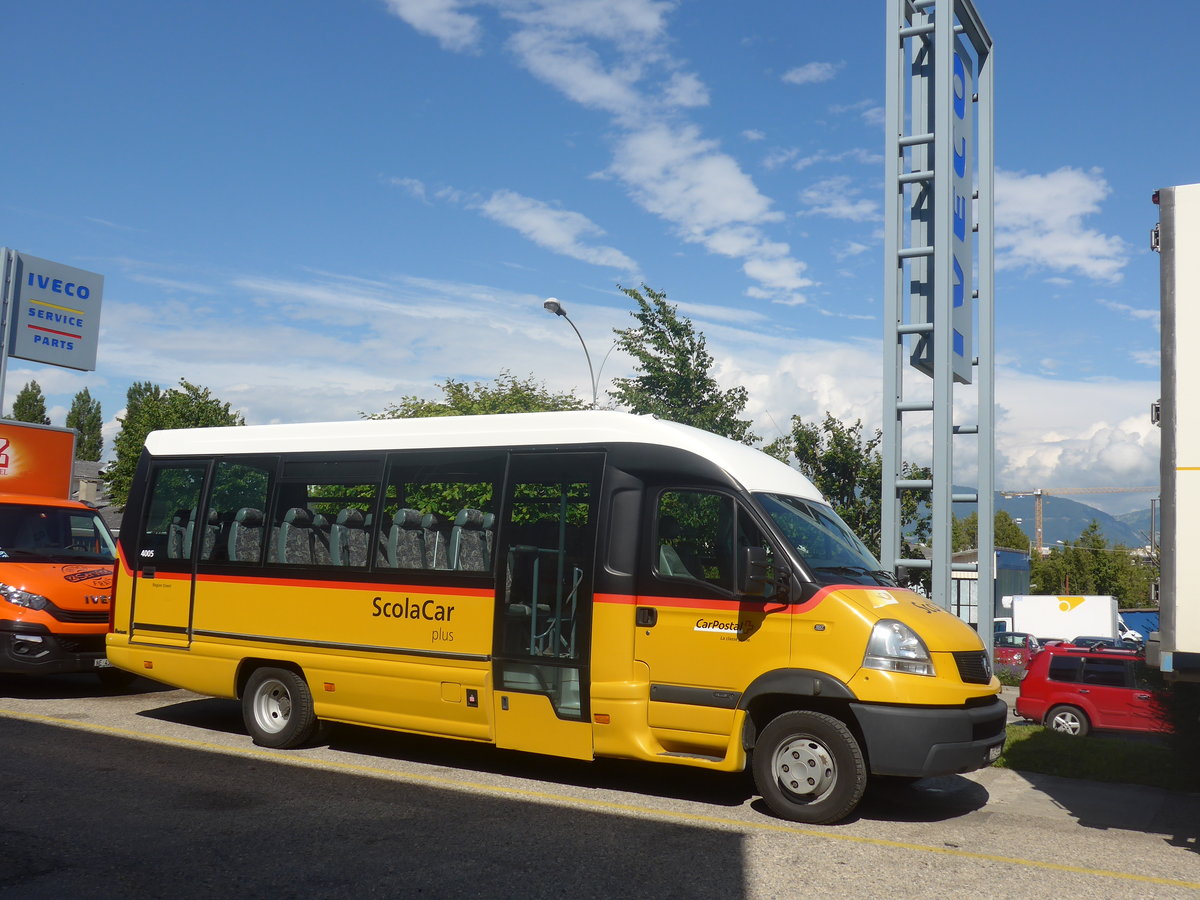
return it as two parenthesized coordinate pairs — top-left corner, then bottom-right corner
(3, 707), (1197, 891)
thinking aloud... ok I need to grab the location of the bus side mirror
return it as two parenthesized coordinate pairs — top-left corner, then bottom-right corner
(740, 545), (785, 597)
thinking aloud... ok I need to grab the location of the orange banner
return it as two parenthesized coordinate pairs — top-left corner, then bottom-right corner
(0, 419), (76, 498)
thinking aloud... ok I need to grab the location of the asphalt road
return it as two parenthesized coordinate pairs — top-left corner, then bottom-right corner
(1, 673), (1197, 899)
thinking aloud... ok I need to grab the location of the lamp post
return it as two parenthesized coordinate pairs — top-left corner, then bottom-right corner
(543, 298), (597, 407)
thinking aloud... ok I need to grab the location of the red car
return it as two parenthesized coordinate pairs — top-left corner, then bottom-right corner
(993, 631), (1040, 669)
(1015, 645), (1171, 737)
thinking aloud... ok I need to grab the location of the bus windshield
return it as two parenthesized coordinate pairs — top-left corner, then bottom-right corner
(754, 493), (895, 587)
(0, 505), (117, 564)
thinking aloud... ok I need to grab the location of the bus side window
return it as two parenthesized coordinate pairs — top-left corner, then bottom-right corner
(202, 459), (274, 564)
(654, 490), (734, 591)
(138, 464), (206, 568)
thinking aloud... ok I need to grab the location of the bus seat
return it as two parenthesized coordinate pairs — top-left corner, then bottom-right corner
(421, 513), (449, 569)
(481, 512), (495, 562)
(311, 513), (332, 565)
(657, 516), (698, 578)
(387, 508), (425, 569)
(279, 507), (319, 565)
(228, 508), (264, 563)
(331, 508), (370, 567)
(449, 508), (488, 571)
(167, 509), (191, 559)
(189, 508), (221, 561)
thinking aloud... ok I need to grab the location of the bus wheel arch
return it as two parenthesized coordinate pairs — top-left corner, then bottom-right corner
(240, 663), (322, 749)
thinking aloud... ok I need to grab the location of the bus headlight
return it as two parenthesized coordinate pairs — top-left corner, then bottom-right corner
(0, 583), (49, 610)
(862, 619), (934, 676)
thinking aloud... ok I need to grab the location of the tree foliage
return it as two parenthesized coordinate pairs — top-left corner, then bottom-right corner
(367, 371), (585, 419)
(106, 379), (245, 508)
(765, 412), (930, 568)
(65, 387), (103, 460)
(1029, 521), (1157, 607)
(609, 284), (756, 444)
(952, 510), (1030, 553)
(11, 380), (50, 425)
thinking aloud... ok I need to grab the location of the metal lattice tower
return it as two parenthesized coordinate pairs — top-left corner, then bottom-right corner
(882, 0), (995, 628)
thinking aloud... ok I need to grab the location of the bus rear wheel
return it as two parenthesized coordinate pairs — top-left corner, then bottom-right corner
(243, 667), (320, 749)
(752, 710), (866, 825)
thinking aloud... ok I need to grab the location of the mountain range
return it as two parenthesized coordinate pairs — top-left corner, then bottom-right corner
(953, 491), (1153, 550)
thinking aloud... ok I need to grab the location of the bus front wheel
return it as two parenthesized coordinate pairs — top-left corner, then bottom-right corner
(752, 710), (867, 825)
(243, 667), (321, 749)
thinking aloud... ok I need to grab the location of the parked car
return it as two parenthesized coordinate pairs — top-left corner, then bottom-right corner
(1069, 635), (1143, 652)
(993, 631), (1040, 669)
(1015, 645), (1170, 737)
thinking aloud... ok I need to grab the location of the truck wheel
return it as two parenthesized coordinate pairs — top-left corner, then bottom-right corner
(242, 667), (320, 749)
(1046, 704), (1090, 737)
(752, 710), (866, 825)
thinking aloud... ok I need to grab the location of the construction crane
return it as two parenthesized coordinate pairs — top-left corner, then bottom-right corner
(999, 487), (1158, 554)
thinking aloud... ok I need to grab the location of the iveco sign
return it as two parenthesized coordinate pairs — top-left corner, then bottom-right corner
(6, 251), (103, 371)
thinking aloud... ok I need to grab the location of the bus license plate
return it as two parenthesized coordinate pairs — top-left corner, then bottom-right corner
(987, 744), (1002, 763)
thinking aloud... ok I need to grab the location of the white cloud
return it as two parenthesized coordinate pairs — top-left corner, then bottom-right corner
(799, 175), (881, 222)
(1097, 298), (1159, 329)
(382, 0), (481, 52)
(996, 167), (1129, 282)
(478, 190), (638, 270)
(782, 62), (841, 85)
(742, 129), (766, 142)
(662, 70), (709, 107)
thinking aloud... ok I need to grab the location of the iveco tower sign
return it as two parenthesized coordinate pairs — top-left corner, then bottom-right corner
(6, 251), (103, 371)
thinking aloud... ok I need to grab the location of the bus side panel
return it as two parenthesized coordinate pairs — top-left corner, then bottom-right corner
(190, 575), (496, 738)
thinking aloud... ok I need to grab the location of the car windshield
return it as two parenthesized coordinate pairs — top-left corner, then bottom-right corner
(0, 504), (117, 564)
(754, 493), (894, 586)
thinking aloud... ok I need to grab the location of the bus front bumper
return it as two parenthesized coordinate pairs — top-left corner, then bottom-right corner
(850, 696), (1008, 778)
(0, 621), (108, 675)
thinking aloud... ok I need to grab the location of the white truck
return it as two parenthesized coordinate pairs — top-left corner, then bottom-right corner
(1150, 183), (1200, 682)
(1000, 594), (1138, 643)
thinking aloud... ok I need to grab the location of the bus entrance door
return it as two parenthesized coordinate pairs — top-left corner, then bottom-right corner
(128, 462), (205, 648)
(491, 452), (603, 760)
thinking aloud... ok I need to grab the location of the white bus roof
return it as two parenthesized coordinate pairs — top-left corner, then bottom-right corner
(144, 410), (825, 502)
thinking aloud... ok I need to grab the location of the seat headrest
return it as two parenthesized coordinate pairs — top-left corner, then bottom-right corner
(394, 508), (423, 530)
(454, 508), (485, 529)
(283, 507), (313, 527)
(234, 508), (263, 527)
(336, 508), (366, 528)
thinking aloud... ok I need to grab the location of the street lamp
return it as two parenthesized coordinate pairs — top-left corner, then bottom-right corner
(543, 298), (597, 406)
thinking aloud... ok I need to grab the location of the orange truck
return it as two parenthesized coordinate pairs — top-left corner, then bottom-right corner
(0, 419), (123, 685)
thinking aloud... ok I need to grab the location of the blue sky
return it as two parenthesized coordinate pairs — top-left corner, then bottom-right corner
(3, 0), (1195, 516)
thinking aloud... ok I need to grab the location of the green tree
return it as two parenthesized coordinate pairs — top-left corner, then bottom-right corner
(367, 371), (585, 419)
(952, 509), (1031, 552)
(65, 387), (104, 460)
(1029, 520), (1157, 607)
(11, 380), (50, 425)
(106, 379), (245, 508)
(609, 284), (756, 444)
(765, 412), (930, 567)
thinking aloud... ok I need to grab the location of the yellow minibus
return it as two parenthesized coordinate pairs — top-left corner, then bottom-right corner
(107, 411), (1005, 824)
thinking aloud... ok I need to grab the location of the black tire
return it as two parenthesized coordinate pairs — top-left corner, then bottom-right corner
(242, 667), (320, 749)
(1046, 704), (1090, 737)
(752, 710), (867, 825)
(96, 667), (138, 691)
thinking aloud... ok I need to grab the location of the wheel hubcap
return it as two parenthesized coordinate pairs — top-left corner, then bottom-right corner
(1051, 711), (1080, 735)
(773, 736), (836, 803)
(254, 679), (292, 734)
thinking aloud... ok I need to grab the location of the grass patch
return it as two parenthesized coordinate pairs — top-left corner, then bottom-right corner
(997, 723), (1199, 793)
(994, 666), (1023, 687)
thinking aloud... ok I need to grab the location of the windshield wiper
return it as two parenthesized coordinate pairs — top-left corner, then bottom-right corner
(812, 565), (897, 586)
